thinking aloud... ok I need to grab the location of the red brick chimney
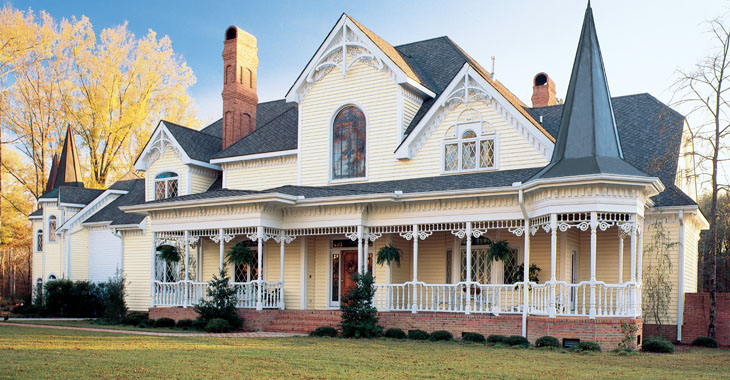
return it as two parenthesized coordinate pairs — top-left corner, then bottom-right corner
(221, 26), (258, 150)
(531, 72), (557, 108)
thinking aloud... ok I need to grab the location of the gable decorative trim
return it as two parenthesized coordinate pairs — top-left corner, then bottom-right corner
(134, 121), (221, 172)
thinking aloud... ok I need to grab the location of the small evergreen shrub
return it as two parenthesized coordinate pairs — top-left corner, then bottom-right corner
(121, 312), (148, 326)
(691, 336), (718, 348)
(576, 341), (601, 352)
(642, 336), (674, 353)
(487, 335), (507, 344)
(506, 335), (529, 347)
(194, 268), (242, 329)
(154, 317), (175, 328)
(100, 271), (127, 323)
(429, 330), (453, 341)
(408, 329), (430, 340)
(175, 319), (194, 330)
(462, 332), (486, 343)
(340, 272), (382, 338)
(205, 318), (231, 333)
(192, 319), (208, 331)
(136, 319), (153, 328)
(535, 336), (560, 348)
(384, 328), (407, 339)
(310, 326), (338, 337)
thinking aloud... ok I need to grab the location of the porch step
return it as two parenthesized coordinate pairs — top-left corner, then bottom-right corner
(263, 311), (341, 333)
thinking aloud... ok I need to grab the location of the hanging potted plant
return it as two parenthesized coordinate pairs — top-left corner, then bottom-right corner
(376, 244), (402, 267)
(158, 245), (180, 263)
(487, 240), (512, 263)
(226, 243), (256, 268)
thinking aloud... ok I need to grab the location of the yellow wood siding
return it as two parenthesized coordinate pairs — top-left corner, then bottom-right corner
(223, 157), (297, 191)
(683, 219), (700, 294)
(146, 149), (189, 202)
(123, 226), (152, 311)
(191, 169), (218, 194)
(69, 228), (89, 281)
(42, 205), (63, 279)
(262, 239), (302, 309)
(402, 90), (422, 133)
(642, 216), (681, 325)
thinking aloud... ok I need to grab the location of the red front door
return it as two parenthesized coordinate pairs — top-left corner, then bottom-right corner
(341, 250), (358, 299)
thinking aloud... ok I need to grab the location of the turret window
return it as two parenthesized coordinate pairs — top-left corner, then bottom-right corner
(36, 229), (43, 252)
(154, 172), (179, 200)
(48, 216), (57, 243)
(332, 106), (366, 180)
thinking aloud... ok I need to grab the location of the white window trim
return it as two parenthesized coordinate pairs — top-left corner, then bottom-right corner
(441, 123), (499, 174)
(153, 171), (180, 200)
(47, 215), (58, 244)
(328, 102), (369, 184)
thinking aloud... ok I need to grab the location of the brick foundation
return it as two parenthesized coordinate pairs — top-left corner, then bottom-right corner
(681, 293), (730, 346)
(149, 307), (639, 349)
(642, 324), (677, 342)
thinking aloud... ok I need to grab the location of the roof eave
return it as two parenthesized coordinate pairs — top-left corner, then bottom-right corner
(120, 193), (299, 214)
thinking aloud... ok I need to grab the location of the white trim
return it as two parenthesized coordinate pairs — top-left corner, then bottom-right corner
(210, 149), (298, 164)
(395, 64), (553, 160)
(328, 102), (369, 184)
(186, 166), (192, 195)
(677, 210), (685, 341)
(58, 189), (127, 232)
(120, 193), (299, 213)
(134, 121), (221, 172)
(47, 214), (59, 243)
(58, 203), (86, 208)
(28, 214), (43, 220)
(37, 198), (57, 203)
(296, 103), (303, 186)
(151, 170), (181, 201)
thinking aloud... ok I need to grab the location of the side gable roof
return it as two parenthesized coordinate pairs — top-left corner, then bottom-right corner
(162, 121), (222, 162)
(84, 178), (146, 226)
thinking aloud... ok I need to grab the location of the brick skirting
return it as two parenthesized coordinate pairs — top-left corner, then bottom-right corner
(681, 293), (730, 346)
(149, 307), (640, 350)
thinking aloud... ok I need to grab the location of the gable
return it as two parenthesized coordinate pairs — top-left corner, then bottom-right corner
(134, 121), (220, 172)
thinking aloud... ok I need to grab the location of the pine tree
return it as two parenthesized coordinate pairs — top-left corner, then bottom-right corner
(340, 272), (382, 338)
(194, 268), (242, 329)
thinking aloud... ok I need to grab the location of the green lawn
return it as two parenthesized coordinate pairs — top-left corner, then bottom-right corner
(1, 325), (728, 380)
(3, 319), (190, 333)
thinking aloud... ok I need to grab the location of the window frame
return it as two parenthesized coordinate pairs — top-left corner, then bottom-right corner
(153, 171), (180, 200)
(441, 119), (498, 174)
(36, 229), (44, 252)
(329, 103), (368, 183)
(47, 215), (58, 243)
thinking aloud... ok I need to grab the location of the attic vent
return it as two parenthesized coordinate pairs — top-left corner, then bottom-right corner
(534, 73), (548, 86)
(226, 27), (237, 40)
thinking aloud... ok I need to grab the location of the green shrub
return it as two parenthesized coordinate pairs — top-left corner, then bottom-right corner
(136, 319), (153, 328)
(309, 326), (338, 337)
(205, 318), (231, 333)
(506, 335), (529, 347)
(462, 332), (486, 343)
(642, 336), (674, 353)
(340, 272), (382, 338)
(100, 271), (127, 323)
(175, 319), (194, 330)
(429, 330), (453, 341)
(192, 319), (208, 331)
(194, 268), (242, 329)
(535, 336), (560, 348)
(384, 328), (407, 339)
(487, 335), (507, 344)
(408, 329), (430, 340)
(44, 279), (104, 317)
(154, 317), (175, 328)
(121, 312), (148, 326)
(576, 341), (601, 352)
(691, 336), (718, 348)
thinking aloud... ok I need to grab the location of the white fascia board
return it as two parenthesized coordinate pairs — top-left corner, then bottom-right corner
(189, 159), (221, 171)
(650, 205), (709, 229)
(133, 121), (165, 170)
(522, 173), (665, 194)
(134, 121), (212, 171)
(81, 221), (112, 227)
(119, 193), (299, 213)
(109, 223), (143, 230)
(37, 198), (57, 203)
(29, 215), (42, 220)
(404, 79), (436, 98)
(58, 189), (127, 232)
(58, 203), (87, 208)
(294, 186), (518, 206)
(210, 149), (298, 164)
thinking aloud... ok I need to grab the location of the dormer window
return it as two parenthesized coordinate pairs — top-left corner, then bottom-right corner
(154, 172), (179, 200)
(36, 229), (43, 252)
(48, 216), (57, 243)
(442, 108), (496, 173)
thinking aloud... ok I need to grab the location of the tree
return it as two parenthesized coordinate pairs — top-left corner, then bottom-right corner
(340, 272), (382, 338)
(193, 268), (242, 329)
(642, 221), (676, 338)
(672, 16), (730, 339)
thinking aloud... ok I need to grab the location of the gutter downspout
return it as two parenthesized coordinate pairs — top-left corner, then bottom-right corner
(518, 186), (530, 338)
(677, 210), (685, 342)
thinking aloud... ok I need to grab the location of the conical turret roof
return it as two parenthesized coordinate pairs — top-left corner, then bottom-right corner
(52, 126), (84, 189)
(532, 2), (648, 180)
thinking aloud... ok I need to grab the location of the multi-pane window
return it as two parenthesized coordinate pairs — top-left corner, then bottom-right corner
(461, 247), (492, 283)
(444, 128), (495, 173)
(332, 106), (366, 180)
(36, 230), (43, 252)
(233, 240), (259, 283)
(154, 172), (179, 200)
(48, 216), (57, 243)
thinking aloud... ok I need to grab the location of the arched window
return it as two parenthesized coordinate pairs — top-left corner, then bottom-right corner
(225, 65), (234, 84)
(36, 229), (43, 252)
(154, 172), (179, 200)
(332, 106), (366, 180)
(48, 274), (57, 281)
(48, 216), (57, 243)
(443, 116), (495, 173)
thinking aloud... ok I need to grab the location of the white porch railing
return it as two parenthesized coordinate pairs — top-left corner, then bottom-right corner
(529, 281), (637, 317)
(153, 280), (284, 309)
(373, 282), (524, 314)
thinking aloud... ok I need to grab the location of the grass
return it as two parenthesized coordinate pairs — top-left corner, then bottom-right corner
(3, 319), (190, 333)
(1, 325), (729, 380)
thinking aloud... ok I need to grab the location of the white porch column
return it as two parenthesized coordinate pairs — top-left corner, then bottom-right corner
(218, 228), (225, 272)
(257, 226), (264, 311)
(589, 212), (597, 319)
(279, 234), (285, 283)
(411, 224), (419, 314)
(630, 215), (637, 283)
(618, 232), (624, 283)
(522, 218), (530, 337)
(357, 225), (363, 274)
(300, 236), (308, 310)
(150, 232), (157, 307)
(636, 220), (643, 317)
(184, 230), (190, 307)
(465, 222), (472, 315)
(549, 213), (557, 318)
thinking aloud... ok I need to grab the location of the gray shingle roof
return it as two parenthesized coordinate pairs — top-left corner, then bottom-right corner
(162, 121), (222, 162)
(84, 179), (146, 226)
(40, 187), (105, 205)
(212, 100), (298, 159)
(138, 188), (262, 205)
(29, 209), (43, 217)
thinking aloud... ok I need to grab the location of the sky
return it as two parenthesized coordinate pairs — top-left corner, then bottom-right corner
(7, 0), (729, 126)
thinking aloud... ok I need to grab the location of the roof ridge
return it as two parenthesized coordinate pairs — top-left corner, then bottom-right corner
(162, 120), (222, 141)
(214, 106), (297, 158)
(394, 35), (450, 48)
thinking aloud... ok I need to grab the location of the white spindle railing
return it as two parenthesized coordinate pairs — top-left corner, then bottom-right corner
(533, 281), (636, 317)
(373, 282), (524, 314)
(153, 280), (283, 309)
